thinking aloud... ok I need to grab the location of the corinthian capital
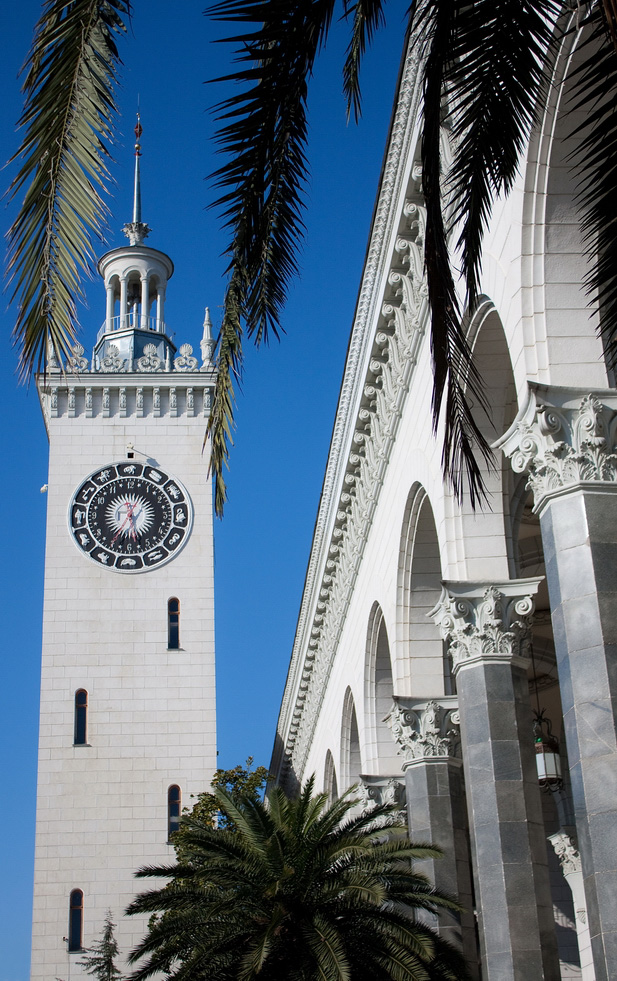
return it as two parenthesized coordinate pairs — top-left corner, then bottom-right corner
(496, 385), (617, 510)
(430, 579), (542, 673)
(385, 697), (461, 766)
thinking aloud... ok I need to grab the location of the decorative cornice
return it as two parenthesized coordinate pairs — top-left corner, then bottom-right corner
(357, 776), (406, 813)
(273, 37), (443, 787)
(431, 579), (542, 673)
(385, 697), (460, 766)
(496, 385), (617, 511)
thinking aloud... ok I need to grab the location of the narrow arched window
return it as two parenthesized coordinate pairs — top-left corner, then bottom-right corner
(74, 690), (88, 745)
(68, 889), (83, 952)
(168, 785), (181, 840)
(168, 598), (180, 649)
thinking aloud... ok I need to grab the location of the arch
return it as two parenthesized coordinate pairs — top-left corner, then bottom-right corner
(364, 603), (399, 773)
(168, 597), (180, 649)
(323, 750), (338, 802)
(167, 785), (181, 840)
(397, 485), (450, 697)
(68, 889), (83, 952)
(523, 19), (608, 388)
(73, 689), (88, 746)
(340, 688), (362, 791)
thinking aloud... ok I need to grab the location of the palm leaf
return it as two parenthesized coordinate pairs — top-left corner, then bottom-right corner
(205, 0), (338, 515)
(342, 0), (387, 122)
(6, 0), (130, 380)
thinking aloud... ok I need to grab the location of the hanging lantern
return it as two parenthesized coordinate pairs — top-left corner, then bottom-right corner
(533, 711), (562, 789)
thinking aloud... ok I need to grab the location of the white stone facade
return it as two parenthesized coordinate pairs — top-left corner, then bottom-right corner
(273, 15), (617, 981)
(32, 262), (217, 976)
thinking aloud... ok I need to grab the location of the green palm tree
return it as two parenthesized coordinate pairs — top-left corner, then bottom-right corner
(8, 1), (617, 513)
(125, 780), (470, 981)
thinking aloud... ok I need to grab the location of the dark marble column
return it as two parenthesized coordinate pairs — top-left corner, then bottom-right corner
(386, 698), (479, 977)
(433, 581), (560, 981)
(500, 386), (617, 981)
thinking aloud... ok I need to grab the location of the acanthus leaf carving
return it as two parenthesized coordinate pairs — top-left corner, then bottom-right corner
(385, 698), (461, 765)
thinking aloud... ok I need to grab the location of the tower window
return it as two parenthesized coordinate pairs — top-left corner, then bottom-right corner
(168, 785), (181, 840)
(74, 690), (88, 745)
(168, 598), (180, 649)
(68, 889), (83, 952)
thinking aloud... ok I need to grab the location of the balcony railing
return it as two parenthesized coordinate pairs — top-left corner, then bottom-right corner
(97, 314), (166, 344)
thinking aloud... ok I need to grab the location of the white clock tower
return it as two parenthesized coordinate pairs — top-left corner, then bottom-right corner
(31, 123), (217, 979)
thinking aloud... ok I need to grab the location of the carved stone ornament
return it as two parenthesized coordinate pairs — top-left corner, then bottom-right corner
(496, 385), (617, 510)
(99, 344), (126, 373)
(357, 777), (406, 813)
(136, 343), (162, 372)
(548, 830), (582, 878)
(385, 698), (461, 765)
(431, 579), (542, 672)
(174, 343), (199, 371)
(67, 343), (89, 372)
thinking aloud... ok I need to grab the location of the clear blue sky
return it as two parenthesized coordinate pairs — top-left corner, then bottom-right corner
(0, 3), (403, 977)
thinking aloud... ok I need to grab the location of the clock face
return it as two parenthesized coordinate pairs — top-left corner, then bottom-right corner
(68, 462), (193, 573)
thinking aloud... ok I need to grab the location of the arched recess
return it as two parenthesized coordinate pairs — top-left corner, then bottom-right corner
(461, 299), (519, 580)
(340, 687), (362, 791)
(397, 485), (452, 698)
(323, 750), (339, 802)
(364, 603), (399, 774)
(524, 19), (609, 387)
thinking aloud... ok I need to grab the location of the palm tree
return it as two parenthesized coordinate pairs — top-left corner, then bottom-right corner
(125, 780), (470, 981)
(8, 1), (617, 512)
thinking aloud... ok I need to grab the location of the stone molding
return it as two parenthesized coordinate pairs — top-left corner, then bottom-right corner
(496, 384), (617, 511)
(431, 579), (542, 673)
(358, 775), (406, 813)
(385, 697), (461, 766)
(47, 339), (212, 375)
(37, 377), (214, 427)
(273, 37), (447, 786)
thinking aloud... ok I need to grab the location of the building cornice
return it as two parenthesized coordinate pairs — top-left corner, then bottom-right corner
(272, 36), (436, 786)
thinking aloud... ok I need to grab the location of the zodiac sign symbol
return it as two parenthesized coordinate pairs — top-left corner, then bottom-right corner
(168, 533), (180, 546)
(74, 510), (85, 526)
(167, 484), (180, 499)
(148, 470), (162, 483)
(120, 558), (137, 567)
(79, 534), (89, 546)
(148, 550), (163, 562)
(97, 469), (111, 482)
(96, 552), (109, 564)
(124, 465), (136, 474)
(175, 509), (186, 525)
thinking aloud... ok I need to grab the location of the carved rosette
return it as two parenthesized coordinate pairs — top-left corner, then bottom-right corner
(174, 343), (199, 371)
(358, 777), (406, 814)
(498, 388), (617, 510)
(431, 580), (542, 673)
(385, 698), (461, 766)
(99, 344), (126, 373)
(67, 343), (89, 372)
(136, 343), (162, 372)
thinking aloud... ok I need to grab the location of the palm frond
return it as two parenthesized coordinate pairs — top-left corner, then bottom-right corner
(6, 0), (130, 380)
(205, 0), (338, 515)
(342, 0), (387, 122)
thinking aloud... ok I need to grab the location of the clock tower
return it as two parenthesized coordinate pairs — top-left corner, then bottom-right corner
(31, 124), (217, 979)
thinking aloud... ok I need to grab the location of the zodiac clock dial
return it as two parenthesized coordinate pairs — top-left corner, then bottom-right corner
(68, 462), (193, 572)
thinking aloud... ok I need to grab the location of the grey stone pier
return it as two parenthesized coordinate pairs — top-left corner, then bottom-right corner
(432, 580), (561, 981)
(500, 385), (617, 981)
(386, 697), (479, 978)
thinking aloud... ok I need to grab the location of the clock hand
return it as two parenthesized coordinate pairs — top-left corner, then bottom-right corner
(111, 501), (137, 546)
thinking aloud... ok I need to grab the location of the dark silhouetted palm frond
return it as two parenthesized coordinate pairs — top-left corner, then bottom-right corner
(6, 0), (130, 380)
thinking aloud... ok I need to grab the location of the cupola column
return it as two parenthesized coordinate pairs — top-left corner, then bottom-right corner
(140, 275), (149, 329)
(157, 285), (166, 333)
(105, 284), (115, 333)
(119, 277), (128, 329)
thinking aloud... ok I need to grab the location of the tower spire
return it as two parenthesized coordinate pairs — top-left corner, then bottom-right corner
(123, 112), (151, 246)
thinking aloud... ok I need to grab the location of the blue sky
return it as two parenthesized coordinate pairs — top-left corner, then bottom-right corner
(0, 3), (403, 977)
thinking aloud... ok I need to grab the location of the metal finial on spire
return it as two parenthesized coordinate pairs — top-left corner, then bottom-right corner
(123, 111), (151, 246)
(201, 307), (216, 368)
